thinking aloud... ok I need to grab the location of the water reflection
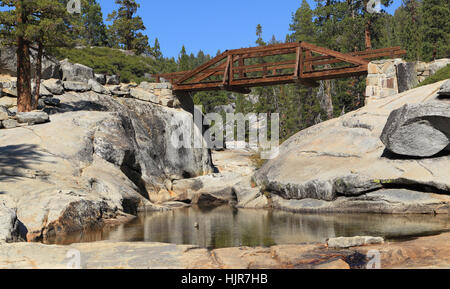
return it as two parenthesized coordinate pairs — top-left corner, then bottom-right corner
(46, 206), (450, 248)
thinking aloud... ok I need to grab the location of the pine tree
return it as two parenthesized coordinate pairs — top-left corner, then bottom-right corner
(289, 0), (315, 43)
(0, 0), (69, 112)
(82, 0), (108, 46)
(107, 0), (150, 54)
(421, 0), (450, 60)
(178, 45), (191, 71)
(152, 37), (162, 59)
(255, 24), (265, 46)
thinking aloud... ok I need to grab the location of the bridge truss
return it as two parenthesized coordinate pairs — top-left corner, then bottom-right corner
(156, 42), (406, 94)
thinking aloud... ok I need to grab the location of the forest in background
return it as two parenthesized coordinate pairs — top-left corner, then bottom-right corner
(1, 0), (449, 139)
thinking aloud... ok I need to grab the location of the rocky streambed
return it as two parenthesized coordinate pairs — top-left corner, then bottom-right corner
(0, 62), (449, 269)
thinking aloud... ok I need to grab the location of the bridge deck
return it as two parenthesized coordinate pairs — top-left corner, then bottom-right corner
(156, 42), (405, 94)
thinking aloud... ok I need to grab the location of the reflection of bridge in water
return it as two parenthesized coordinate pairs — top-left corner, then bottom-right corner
(157, 42), (406, 94)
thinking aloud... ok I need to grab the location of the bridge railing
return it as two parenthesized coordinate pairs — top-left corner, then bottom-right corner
(156, 42), (406, 93)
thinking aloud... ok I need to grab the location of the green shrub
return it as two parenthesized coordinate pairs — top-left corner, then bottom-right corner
(417, 64), (450, 87)
(51, 47), (177, 84)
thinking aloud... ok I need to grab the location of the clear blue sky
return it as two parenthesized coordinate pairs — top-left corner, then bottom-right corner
(1, 0), (401, 59)
(98, 0), (402, 58)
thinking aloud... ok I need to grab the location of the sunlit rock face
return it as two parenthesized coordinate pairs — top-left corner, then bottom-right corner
(254, 81), (450, 214)
(0, 90), (213, 242)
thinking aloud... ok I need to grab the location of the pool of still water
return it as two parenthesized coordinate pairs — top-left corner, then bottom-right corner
(46, 206), (450, 249)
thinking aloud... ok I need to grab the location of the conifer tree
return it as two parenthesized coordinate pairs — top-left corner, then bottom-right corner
(0, 0), (69, 112)
(421, 0), (450, 60)
(152, 37), (162, 59)
(255, 24), (265, 46)
(107, 0), (150, 54)
(82, 0), (108, 46)
(289, 0), (315, 43)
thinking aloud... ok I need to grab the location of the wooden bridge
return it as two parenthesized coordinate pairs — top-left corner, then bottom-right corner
(156, 42), (406, 94)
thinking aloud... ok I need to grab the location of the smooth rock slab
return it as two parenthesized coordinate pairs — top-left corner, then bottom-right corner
(327, 236), (384, 248)
(16, 111), (49, 125)
(380, 103), (450, 157)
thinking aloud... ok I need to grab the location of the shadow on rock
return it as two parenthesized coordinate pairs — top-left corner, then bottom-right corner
(44, 100), (109, 115)
(0, 144), (45, 182)
(381, 148), (450, 160)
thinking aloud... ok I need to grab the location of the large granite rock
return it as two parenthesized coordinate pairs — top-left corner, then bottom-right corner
(0, 46), (60, 79)
(60, 59), (94, 83)
(0, 91), (213, 241)
(397, 62), (419, 93)
(381, 103), (450, 157)
(438, 80), (450, 97)
(0, 204), (23, 243)
(252, 81), (450, 214)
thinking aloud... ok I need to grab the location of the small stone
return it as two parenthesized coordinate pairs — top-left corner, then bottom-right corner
(42, 79), (64, 95)
(16, 111), (49, 125)
(0, 96), (17, 108)
(106, 75), (120, 85)
(2, 88), (17, 97)
(130, 88), (158, 103)
(0, 109), (8, 121)
(32, 84), (53, 97)
(327, 236), (384, 249)
(43, 97), (61, 107)
(110, 90), (130, 97)
(94, 74), (106, 85)
(2, 119), (18, 129)
(88, 79), (109, 95)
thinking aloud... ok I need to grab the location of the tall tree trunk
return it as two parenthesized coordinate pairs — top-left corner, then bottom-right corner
(33, 41), (43, 110)
(365, 19), (372, 50)
(16, 0), (32, 112)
